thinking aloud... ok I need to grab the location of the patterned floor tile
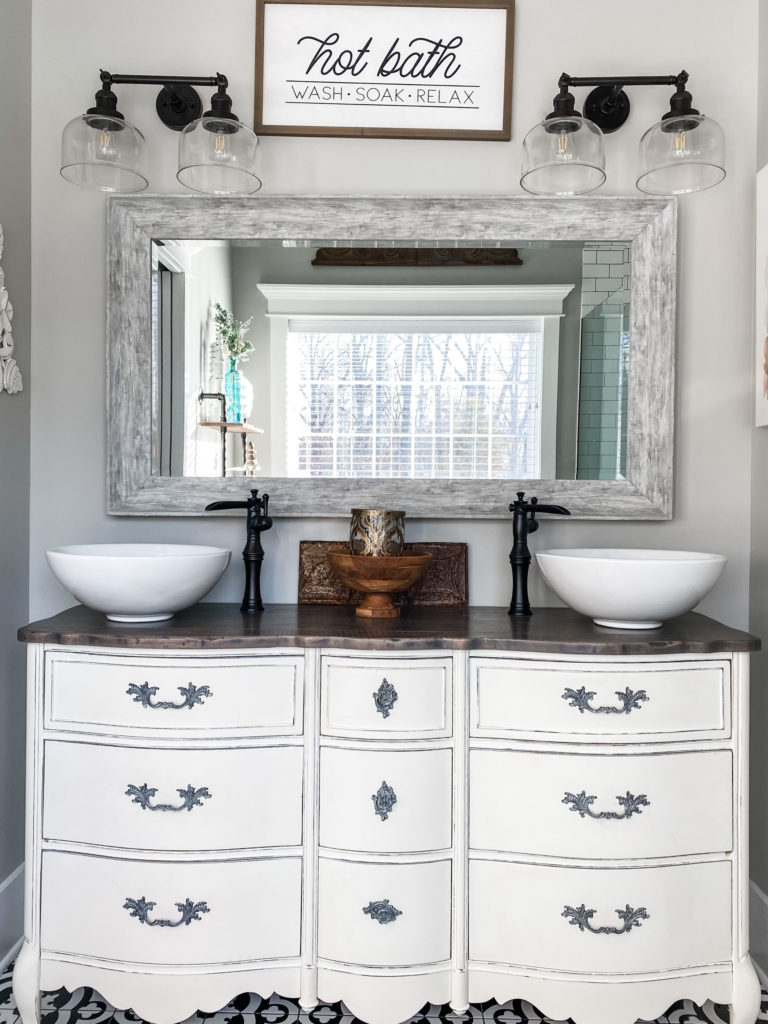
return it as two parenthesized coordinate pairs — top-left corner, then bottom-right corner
(0, 964), (766, 1024)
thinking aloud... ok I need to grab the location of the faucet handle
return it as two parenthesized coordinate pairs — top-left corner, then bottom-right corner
(206, 489), (270, 514)
(508, 492), (569, 522)
(205, 498), (248, 512)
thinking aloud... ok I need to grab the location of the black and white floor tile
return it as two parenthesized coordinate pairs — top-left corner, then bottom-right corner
(1, 965), (766, 1024)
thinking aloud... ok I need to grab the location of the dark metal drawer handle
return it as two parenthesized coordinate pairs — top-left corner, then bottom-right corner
(126, 783), (212, 813)
(363, 898), (402, 924)
(123, 896), (210, 928)
(563, 790), (650, 820)
(562, 686), (649, 715)
(372, 781), (397, 820)
(373, 678), (398, 718)
(126, 682), (212, 710)
(563, 903), (649, 935)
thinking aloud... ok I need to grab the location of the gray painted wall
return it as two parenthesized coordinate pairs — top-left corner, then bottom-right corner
(0, 0), (31, 887)
(21, 0), (767, 898)
(28, 0), (760, 629)
(2, 0), (764, 946)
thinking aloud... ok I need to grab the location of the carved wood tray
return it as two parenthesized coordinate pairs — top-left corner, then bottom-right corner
(298, 541), (468, 607)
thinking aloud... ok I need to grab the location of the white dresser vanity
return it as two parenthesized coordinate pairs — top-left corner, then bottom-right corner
(12, 604), (760, 1024)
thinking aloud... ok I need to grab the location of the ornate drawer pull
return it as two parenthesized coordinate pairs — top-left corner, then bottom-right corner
(126, 783), (212, 813)
(126, 681), (212, 710)
(563, 903), (649, 935)
(563, 790), (650, 820)
(372, 781), (397, 820)
(363, 899), (402, 924)
(562, 686), (649, 715)
(123, 896), (210, 928)
(373, 678), (398, 718)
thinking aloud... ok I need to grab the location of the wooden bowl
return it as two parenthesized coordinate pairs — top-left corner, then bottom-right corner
(327, 553), (432, 618)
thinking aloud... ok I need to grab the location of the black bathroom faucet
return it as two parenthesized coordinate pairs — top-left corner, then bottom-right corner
(205, 489), (273, 612)
(509, 491), (570, 617)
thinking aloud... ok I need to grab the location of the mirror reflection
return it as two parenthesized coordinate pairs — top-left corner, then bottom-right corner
(152, 238), (630, 483)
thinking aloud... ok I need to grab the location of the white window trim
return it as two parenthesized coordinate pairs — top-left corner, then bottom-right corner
(258, 283), (574, 317)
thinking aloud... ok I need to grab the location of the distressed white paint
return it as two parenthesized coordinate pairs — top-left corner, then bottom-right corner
(469, 748), (733, 859)
(44, 650), (303, 736)
(470, 656), (730, 740)
(14, 640), (759, 1024)
(43, 742), (304, 851)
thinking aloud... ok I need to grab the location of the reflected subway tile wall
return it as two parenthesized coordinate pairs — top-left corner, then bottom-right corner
(577, 243), (631, 481)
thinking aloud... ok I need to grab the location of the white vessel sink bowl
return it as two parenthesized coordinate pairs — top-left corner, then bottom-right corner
(45, 544), (231, 622)
(535, 548), (727, 629)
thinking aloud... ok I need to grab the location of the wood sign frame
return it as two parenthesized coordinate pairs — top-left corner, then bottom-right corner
(254, 0), (514, 140)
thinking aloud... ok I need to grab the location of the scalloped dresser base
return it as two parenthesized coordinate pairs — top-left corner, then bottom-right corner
(39, 959), (302, 1024)
(469, 965), (753, 1024)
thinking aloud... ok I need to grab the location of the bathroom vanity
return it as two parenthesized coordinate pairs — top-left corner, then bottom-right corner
(12, 604), (760, 1024)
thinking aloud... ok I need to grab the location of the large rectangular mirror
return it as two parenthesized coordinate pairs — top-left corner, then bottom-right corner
(107, 195), (676, 518)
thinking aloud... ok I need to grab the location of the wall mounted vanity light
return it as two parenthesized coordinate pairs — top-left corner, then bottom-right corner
(60, 71), (262, 195)
(521, 70), (725, 197)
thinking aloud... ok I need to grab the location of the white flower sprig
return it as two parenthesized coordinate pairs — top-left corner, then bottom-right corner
(213, 302), (254, 362)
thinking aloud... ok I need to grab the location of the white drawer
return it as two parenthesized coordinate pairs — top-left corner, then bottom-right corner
(470, 749), (732, 859)
(43, 740), (303, 851)
(320, 747), (452, 853)
(470, 657), (729, 741)
(318, 858), (451, 967)
(41, 851), (302, 965)
(469, 859), (731, 974)
(321, 656), (452, 738)
(45, 651), (303, 736)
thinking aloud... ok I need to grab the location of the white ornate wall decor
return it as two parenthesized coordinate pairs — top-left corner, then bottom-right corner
(0, 226), (22, 395)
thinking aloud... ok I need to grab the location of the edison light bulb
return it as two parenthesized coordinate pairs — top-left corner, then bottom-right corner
(98, 129), (116, 158)
(672, 128), (689, 158)
(211, 130), (230, 160)
(556, 129), (573, 160)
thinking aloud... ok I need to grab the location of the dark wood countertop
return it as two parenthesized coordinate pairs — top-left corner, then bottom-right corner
(18, 604), (760, 655)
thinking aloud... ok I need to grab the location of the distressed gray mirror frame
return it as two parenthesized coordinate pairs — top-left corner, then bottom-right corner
(107, 194), (676, 519)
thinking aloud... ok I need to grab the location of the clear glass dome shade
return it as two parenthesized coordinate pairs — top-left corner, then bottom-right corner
(636, 113), (725, 195)
(177, 117), (262, 195)
(60, 113), (148, 193)
(520, 115), (605, 196)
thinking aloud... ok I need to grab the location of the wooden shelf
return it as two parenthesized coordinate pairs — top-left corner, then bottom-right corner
(200, 422), (264, 434)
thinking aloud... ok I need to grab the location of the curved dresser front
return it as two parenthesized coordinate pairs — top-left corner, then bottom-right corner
(12, 605), (761, 1024)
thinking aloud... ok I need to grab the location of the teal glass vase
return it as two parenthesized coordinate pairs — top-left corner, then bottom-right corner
(224, 357), (243, 423)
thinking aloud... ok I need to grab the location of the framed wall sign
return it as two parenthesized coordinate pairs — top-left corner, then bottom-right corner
(254, 0), (514, 140)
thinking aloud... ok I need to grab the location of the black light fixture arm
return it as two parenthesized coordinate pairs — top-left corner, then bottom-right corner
(89, 70), (235, 131)
(551, 70), (696, 134)
(560, 71), (685, 90)
(104, 71), (223, 88)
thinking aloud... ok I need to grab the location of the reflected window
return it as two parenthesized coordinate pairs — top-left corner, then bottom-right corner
(284, 328), (548, 479)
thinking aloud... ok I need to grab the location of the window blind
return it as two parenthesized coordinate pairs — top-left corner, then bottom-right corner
(285, 327), (544, 480)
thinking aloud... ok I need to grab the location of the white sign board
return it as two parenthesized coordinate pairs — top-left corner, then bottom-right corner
(255, 0), (514, 139)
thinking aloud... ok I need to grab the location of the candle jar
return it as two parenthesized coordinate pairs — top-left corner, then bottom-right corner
(349, 508), (405, 556)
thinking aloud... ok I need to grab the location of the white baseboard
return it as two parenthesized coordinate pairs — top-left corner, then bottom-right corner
(0, 864), (23, 973)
